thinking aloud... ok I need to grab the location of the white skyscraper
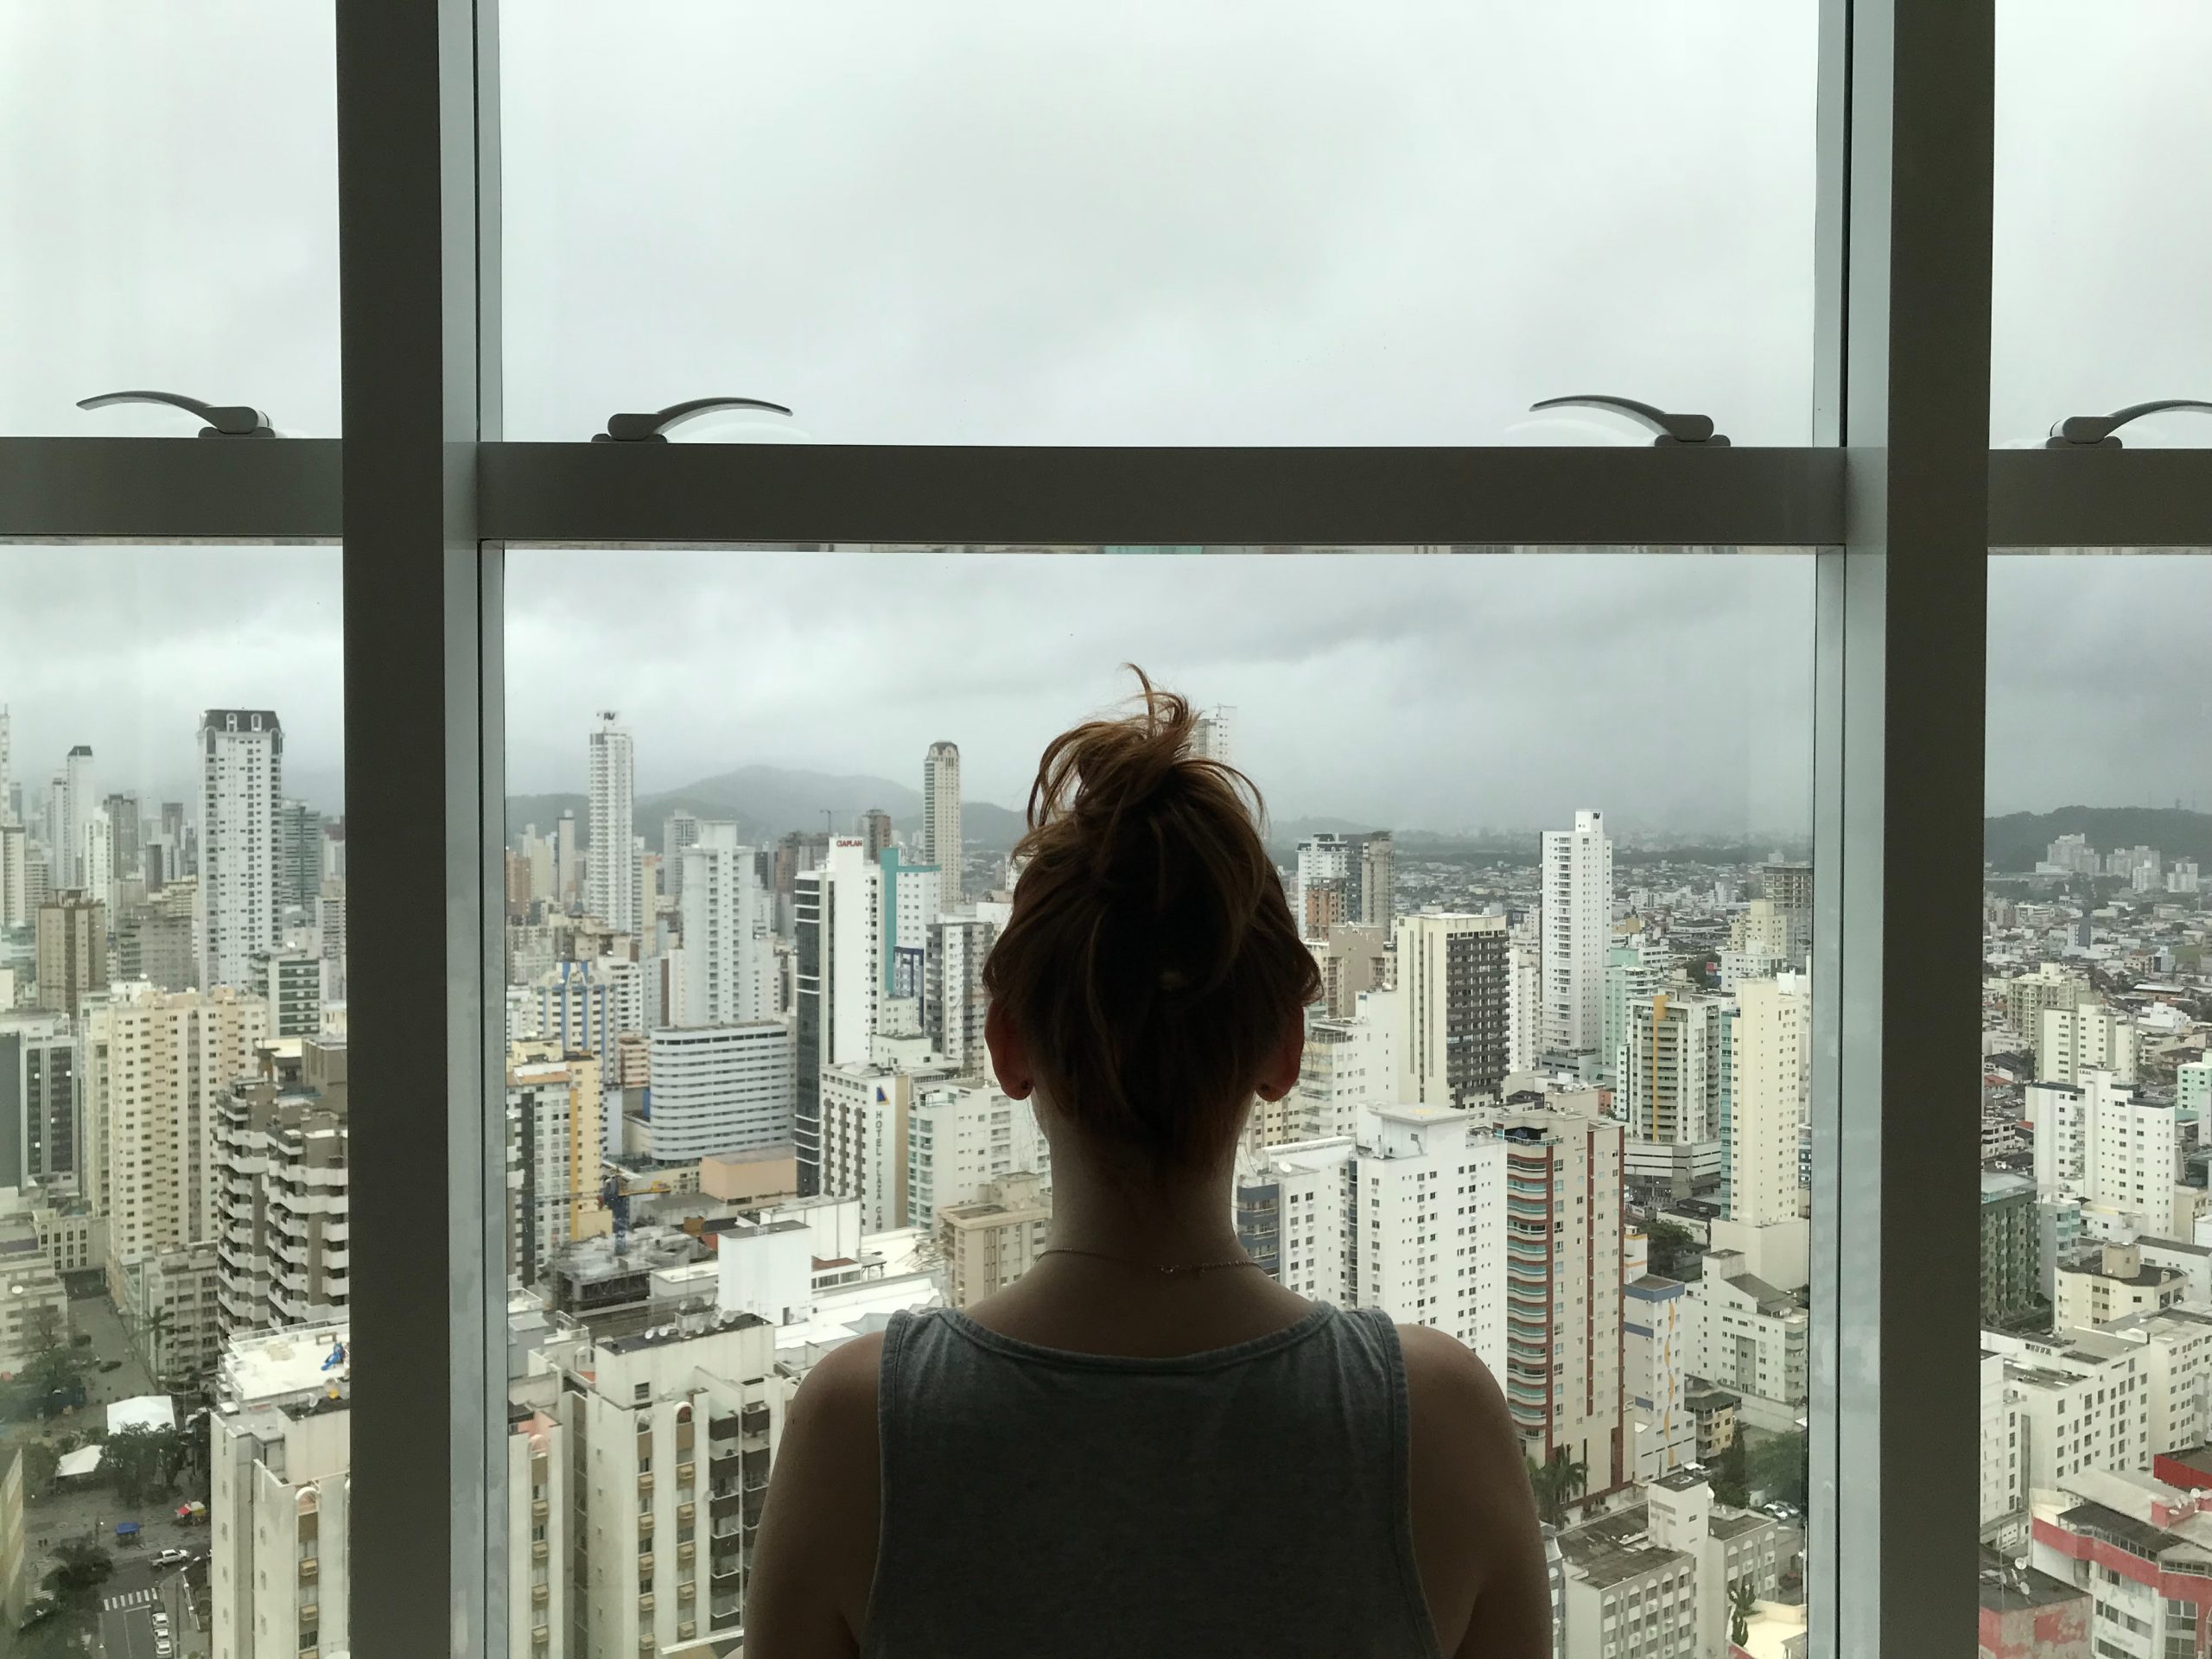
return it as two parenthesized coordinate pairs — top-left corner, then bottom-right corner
(196, 709), (283, 991)
(1191, 705), (1233, 765)
(61, 744), (96, 887)
(2030, 1069), (2191, 1240)
(555, 809), (581, 909)
(923, 741), (961, 905)
(1724, 976), (1810, 1230)
(0, 705), (11, 824)
(1392, 912), (1509, 1109)
(587, 715), (635, 933)
(1541, 809), (1613, 1061)
(678, 823), (775, 1027)
(645, 1022), (794, 1162)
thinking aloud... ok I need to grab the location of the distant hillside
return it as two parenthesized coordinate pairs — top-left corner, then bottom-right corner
(1986, 807), (2212, 873)
(505, 766), (1028, 853)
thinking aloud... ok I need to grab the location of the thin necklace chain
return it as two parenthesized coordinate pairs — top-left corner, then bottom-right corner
(1038, 1244), (1263, 1277)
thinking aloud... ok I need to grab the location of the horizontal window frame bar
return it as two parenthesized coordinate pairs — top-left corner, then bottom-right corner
(6, 438), (2211, 549)
(0, 437), (343, 540)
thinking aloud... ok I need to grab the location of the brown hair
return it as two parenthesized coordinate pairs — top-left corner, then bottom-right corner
(982, 668), (1320, 1173)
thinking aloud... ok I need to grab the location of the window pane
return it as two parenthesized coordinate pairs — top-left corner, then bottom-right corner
(0, 543), (344, 1656)
(1977, 555), (2212, 1623)
(0, 3), (340, 437)
(499, 6), (1820, 445)
(1993, 5), (2212, 447)
(498, 545), (1820, 1651)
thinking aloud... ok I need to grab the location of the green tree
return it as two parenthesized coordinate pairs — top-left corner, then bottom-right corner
(131, 1306), (175, 1382)
(1729, 1578), (1758, 1645)
(1643, 1218), (1702, 1281)
(1710, 1435), (1751, 1508)
(1524, 1447), (1589, 1527)
(45, 1537), (112, 1597)
(1747, 1429), (1808, 1510)
(105, 1424), (185, 1507)
(19, 1332), (87, 1416)
(19, 1439), (60, 1503)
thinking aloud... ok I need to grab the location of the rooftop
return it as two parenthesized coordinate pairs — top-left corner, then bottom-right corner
(1557, 1505), (1691, 1590)
(1977, 1562), (2083, 1613)
(601, 1309), (768, 1356)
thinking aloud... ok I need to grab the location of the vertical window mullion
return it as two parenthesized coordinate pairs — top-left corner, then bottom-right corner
(336, 1), (502, 1656)
(1813, 4), (1993, 1659)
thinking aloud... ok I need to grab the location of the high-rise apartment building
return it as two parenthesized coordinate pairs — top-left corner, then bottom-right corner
(275, 799), (322, 912)
(906, 1080), (1047, 1228)
(213, 1039), (351, 1338)
(60, 745), (95, 888)
(1308, 922), (1389, 1020)
(1623, 992), (1728, 1146)
(877, 847), (941, 1016)
(645, 1023), (794, 1165)
(82, 984), (269, 1287)
(921, 741), (962, 906)
(34, 892), (107, 1017)
(1393, 911), (1508, 1109)
(660, 809), (699, 901)
(1357, 831), (1395, 938)
(0, 1013), (76, 1185)
(197, 709), (283, 991)
(817, 1059), (936, 1230)
(209, 1325), (358, 1659)
(794, 839), (880, 1196)
(587, 715), (637, 934)
(1627, 1273), (1694, 1481)
(0, 823), (26, 928)
(1541, 809), (1612, 1063)
(1291, 997), (1397, 1144)
(0, 707), (10, 827)
(938, 1171), (1052, 1308)
(925, 916), (995, 1077)
(507, 1046), (606, 1287)
(251, 947), (323, 1039)
(558, 1313), (785, 1654)
(1191, 705), (1232, 765)
(2037, 1001), (2139, 1086)
(1599, 938), (1669, 1089)
(1486, 1098), (1626, 1489)
(857, 808), (893, 861)
(1507, 938), (1541, 1076)
(555, 808), (581, 909)
(2030, 1070), (2192, 1240)
(677, 823), (775, 1028)
(1721, 975), (1809, 1229)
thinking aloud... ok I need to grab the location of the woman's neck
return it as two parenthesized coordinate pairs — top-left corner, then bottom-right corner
(1043, 1152), (1244, 1267)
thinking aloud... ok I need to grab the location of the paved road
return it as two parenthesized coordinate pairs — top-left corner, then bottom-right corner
(97, 1552), (198, 1659)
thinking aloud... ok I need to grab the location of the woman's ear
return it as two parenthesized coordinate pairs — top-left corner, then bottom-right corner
(987, 1001), (1032, 1098)
(1256, 1008), (1305, 1103)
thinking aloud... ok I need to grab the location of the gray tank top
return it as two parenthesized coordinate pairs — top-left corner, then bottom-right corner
(861, 1301), (1444, 1659)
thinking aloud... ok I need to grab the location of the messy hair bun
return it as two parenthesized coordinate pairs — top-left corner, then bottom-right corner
(982, 667), (1319, 1171)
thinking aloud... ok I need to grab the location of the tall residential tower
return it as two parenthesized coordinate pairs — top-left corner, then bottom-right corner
(587, 714), (636, 933)
(923, 741), (961, 905)
(197, 709), (283, 991)
(1541, 809), (1612, 1065)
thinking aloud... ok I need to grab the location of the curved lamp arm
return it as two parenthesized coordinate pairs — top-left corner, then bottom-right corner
(597, 397), (794, 442)
(2045, 399), (2212, 448)
(78, 390), (274, 437)
(1529, 395), (1727, 447)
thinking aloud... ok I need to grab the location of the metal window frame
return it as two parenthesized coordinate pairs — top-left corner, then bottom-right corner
(4, 1), (2209, 1656)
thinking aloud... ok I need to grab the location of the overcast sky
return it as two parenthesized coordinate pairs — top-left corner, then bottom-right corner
(3, 5), (2209, 832)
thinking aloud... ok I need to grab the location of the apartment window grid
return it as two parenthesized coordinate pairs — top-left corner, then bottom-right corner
(10, 1), (2206, 1655)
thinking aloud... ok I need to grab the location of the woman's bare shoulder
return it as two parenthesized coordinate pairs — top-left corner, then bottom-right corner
(1395, 1323), (1550, 1659)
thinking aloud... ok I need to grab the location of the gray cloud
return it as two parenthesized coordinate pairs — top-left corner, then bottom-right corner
(2, 5), (2207, 835)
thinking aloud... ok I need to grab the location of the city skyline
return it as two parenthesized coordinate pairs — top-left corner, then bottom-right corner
(6, 548), (2211, 835)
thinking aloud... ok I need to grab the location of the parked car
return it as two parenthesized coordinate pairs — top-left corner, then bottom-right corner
(97, 1359), (122, 1373)
(155, 1548), (190, 1567)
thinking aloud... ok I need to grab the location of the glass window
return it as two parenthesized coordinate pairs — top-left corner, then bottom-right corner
(1976, 552), (2212, 1560)
(0, 541), (344, 1656)
(497, 543), (1818, 1636)
(0, 3), (340, 437)
(499, 4), (1820, 445)
(1992, 4), (2212, 447)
